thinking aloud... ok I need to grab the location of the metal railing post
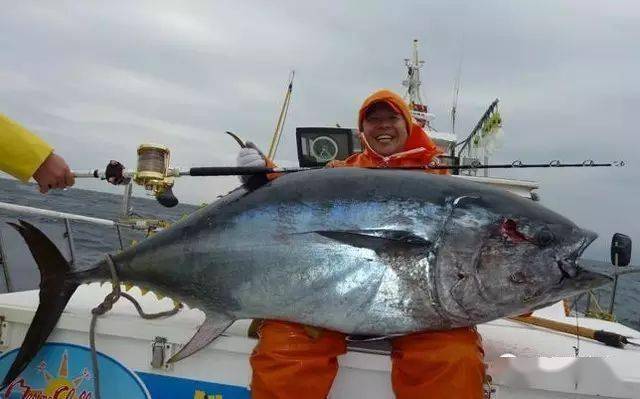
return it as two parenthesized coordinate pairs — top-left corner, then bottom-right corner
(609, 253), (620, 315)
(122, 181), (133, 217)
(0, 230), (13, 292)
(63, 218), (76, 267)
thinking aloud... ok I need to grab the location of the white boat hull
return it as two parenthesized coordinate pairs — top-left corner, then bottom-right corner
(0, 285), (638, 398)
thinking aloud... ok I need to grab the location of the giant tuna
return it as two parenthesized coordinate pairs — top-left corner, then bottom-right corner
(1, 168), (610, 387)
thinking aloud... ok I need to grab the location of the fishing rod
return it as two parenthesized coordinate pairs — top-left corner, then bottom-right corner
(75, 159), (625, 178)
(67, 126), (627, 207)
(72, 156), (626, 207)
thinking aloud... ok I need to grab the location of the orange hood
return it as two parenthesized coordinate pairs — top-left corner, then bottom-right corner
(357, 89), (441, 159)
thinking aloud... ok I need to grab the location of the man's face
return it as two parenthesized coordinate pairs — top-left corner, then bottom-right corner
(362, 102), (409, 156)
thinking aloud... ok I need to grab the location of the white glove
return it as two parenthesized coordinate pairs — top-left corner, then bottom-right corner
(236, 141), (267, 168)
(236, 142), (267, 184)
(237, 147), (266, 168)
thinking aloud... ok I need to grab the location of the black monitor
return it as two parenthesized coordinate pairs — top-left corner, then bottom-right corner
(296, 127), (361, 167)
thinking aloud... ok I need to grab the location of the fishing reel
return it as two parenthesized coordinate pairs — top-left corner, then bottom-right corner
(132, 144), (178, 207)
(100, 143), (179, 208)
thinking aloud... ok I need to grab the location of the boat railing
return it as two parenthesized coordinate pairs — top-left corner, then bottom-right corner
(0, 201), (157, 293)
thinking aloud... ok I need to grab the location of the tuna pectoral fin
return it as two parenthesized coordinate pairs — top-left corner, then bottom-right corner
(314, 230), (432, 256)
(1, 221), (79, 390)
(167, 315), (234, 363)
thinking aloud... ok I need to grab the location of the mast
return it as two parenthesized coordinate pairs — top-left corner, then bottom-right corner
(402, 39), (429, 129)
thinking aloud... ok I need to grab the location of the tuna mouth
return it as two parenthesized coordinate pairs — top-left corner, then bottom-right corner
(571, 229), (598, 260)
(557, 259), (579, 280)
(555, 259), (612, 290)
(570, 230), (613, 288)
(556, 229), (599, 283)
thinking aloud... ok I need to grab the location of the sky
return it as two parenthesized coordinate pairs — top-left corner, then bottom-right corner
(1, 1), (638, 262)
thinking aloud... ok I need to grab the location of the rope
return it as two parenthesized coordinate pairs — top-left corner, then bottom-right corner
(585, 291), (615, 321)
(89, 254), (183, 399)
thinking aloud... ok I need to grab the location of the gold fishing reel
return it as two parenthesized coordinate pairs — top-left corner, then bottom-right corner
(133, 144), (178, 207)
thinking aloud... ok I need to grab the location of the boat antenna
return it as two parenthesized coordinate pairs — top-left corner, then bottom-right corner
(403, 39), (430, 129)
(404, 39), (425, 105)
(451, 55), (463, 136)
(267, 70), (295, 160)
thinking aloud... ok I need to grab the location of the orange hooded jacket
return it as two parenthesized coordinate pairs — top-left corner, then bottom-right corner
(328, 89), (446, 173)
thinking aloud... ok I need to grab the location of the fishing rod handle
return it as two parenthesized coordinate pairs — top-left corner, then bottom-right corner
(71, 169), (104, 178)
(72, 169), (136, 179)
(593, 330), (627, 348)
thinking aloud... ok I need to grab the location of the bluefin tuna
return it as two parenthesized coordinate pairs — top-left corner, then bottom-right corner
(1, 168), (610, 388)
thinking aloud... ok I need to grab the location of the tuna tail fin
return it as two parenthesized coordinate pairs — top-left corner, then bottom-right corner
(1, 220), (79, 390)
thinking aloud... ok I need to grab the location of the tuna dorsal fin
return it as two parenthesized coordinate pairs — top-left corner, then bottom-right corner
(314, 229), (432, 256)
(167, 314), (234, 363)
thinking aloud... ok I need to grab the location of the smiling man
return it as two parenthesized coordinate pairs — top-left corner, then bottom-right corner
(362, 100), (408, 155)
(328, 89), (448, 172)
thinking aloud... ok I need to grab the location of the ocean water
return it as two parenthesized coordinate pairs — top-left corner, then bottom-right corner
(0, 177), (199, 288)
(0, 177), (639, 331)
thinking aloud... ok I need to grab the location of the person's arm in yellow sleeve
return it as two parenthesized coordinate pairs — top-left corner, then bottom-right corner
(0, 113), (75, 193)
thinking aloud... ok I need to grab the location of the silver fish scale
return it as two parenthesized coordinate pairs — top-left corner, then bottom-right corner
(219, 198), (446, 334)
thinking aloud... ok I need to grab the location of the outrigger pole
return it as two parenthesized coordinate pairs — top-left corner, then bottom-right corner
(267, 71), (295, 160)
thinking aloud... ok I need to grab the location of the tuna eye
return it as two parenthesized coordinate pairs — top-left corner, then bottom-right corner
(535, 229), (555, 247)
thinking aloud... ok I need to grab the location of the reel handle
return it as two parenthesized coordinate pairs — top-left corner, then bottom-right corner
(156, 186), (179, 208)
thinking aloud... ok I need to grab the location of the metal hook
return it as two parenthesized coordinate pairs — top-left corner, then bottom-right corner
(225, 131), (246, 148)
(549, 160), (561, 167)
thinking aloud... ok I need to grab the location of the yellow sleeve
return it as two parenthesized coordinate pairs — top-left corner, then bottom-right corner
(0, 113), (53, 182)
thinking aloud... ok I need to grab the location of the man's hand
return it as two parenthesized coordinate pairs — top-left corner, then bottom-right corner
(32, 153), (75, 193)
